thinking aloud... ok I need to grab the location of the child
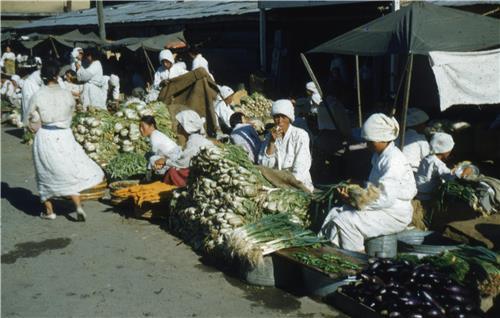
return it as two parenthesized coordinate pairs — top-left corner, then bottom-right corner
(415, 132), (456, 200)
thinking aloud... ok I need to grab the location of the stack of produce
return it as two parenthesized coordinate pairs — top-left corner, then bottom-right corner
(234, 92), (273, 123)
(401, 246), (500, 299)
(105, 153), (147, 181)
(293, 251), (361, 276)
(339, 258), (481, 317)
(71, 101), (175, 180)
(169, 143), (314, 259)
(72, 108), (118, 167)
(112, 181), (177, 206)
(227, 213), (325, 266)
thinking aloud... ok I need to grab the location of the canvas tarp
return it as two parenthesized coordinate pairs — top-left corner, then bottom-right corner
(18, 30), (105, 49)
(309, 2), (500, 56)
(52, 29), (106, 48)
(158, 68), (220, 145)
(429, 49), (500, 111)
(105, 31), (186, 52)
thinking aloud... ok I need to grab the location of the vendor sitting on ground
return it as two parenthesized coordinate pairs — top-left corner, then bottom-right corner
(229, 112), (261, 163)
(402, 108), (430, 173)
(162, 110), (214, 187)
(258, 99), (314, 192)
(416, 132), (472, 200)
(139, 115), (182, 178)
(319, 113), (417, 252)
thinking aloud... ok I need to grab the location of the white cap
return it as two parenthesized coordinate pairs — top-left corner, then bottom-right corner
(219, 86), (234, 99)
(407, 108), (429, 127)
(430, 132), (454, 154)
(271, 99), (295, 123)
(35, 57), (42, 65)
(176, 110), (206, 134)
(159, 49), (174, 64)
(71, 47), (83, 59)
(362, 113), (400, 142)
(306, 81), (319, 95)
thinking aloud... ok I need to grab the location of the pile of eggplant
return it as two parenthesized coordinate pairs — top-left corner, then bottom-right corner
(338, 258), (481, 318)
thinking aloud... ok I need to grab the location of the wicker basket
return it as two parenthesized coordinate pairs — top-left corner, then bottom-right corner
(79, 180), (107, 201)
(109, 180), (140, 206)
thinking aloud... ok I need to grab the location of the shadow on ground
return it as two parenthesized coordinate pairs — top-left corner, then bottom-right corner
(1, 182), (83, 220)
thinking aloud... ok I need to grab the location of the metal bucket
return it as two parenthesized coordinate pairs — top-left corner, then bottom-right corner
(397, 229), (434, 245)
(242, 256), (275, 287)
(365, 234), (398, 258)
(398, 231), (459, 255)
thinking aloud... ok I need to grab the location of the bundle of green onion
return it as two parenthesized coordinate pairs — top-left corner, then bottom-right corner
(227, 213), (326, 266)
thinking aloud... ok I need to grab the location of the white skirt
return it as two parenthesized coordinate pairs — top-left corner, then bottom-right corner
(33, 127), (104, 201)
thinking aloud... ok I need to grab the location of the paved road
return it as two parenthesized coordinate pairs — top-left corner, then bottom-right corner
(1, 127), (345, 318)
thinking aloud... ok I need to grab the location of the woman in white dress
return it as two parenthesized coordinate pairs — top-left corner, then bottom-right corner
(27, 60), (104, 220)
(320, 114), (417, 252)
(76, 48), (108, 110)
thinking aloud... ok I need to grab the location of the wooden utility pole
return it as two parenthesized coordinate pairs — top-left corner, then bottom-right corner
(96, 0), (106, 41)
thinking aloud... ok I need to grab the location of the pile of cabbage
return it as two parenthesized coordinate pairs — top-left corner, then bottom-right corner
(71, 101), (175, 179)
(234, 92), (273, 124)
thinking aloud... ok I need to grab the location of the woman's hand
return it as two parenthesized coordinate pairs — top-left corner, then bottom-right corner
(154, 158), (166, 171)
(337, 187), (350, 202)
(461, 166), (473, 178)
(270, 126), (283, 143)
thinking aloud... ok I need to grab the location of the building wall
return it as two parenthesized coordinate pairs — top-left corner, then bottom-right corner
(1, 0), (91, 28)
(1, 0), (90, 13)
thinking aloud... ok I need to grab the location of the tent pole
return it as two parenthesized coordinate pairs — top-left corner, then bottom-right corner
(399, 53), (413, 149)
(142, 46), (155, 83)
(49, 37), (60, 59)
(390, 55), (410, 116)
(355, 55), (362, 127)
(300, 53), (323, 97)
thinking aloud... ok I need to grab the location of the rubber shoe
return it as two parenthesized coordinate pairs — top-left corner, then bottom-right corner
(40, 212), (56, 220)
(76, 208), (87, 222)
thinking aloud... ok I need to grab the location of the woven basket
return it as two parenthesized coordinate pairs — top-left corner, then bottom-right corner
(79, 180), (107, 201)
(109, 180), (140, 206)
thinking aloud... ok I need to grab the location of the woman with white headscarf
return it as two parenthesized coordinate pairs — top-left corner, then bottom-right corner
(415, 132), (461, 201)
(70, 47), (83, 72)
(153, 49), (187, 91)
(77, 48), (108, 110)
(214, 85), (235, 133)
(319, 113), (417, 252)
(402, 108), (431, 173)
(258, 99), (314, 192)
(162, 110), (214, 186)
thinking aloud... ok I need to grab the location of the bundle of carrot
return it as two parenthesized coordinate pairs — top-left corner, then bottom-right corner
(112, 181), (177, 206)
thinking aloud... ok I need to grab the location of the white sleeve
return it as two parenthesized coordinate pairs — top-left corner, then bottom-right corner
(153, 70), (163, 90)
(77, 63), (98, 82)
(436, 160), (454, 181)
(291, 132), (312, 183)
(366, 166), (398, 210)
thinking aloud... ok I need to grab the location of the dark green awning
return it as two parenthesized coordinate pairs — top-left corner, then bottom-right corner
(309, 2), (500, 56)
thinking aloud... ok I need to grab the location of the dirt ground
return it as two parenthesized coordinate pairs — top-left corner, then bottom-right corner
(1, 126), (346, 318)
